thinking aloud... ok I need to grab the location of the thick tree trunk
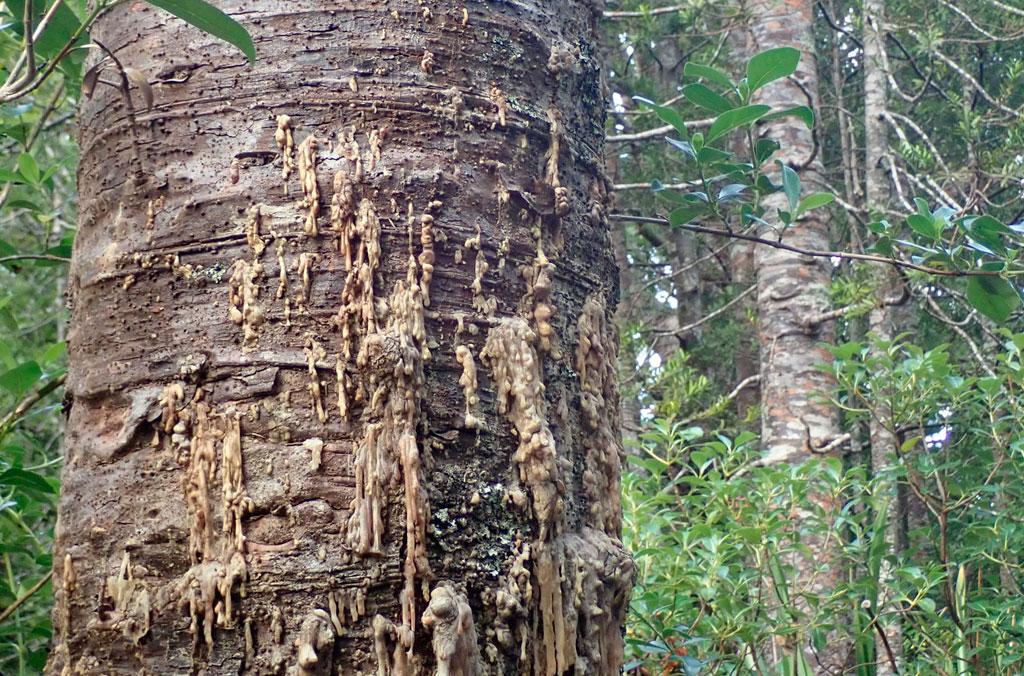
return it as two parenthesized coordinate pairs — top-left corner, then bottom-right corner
(48, 3), (631, 674)
(745, 0), (846, 671)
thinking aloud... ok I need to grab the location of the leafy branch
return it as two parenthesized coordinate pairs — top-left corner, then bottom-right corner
(630, 47), (1024, 322)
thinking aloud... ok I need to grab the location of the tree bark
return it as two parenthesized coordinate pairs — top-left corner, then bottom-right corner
(747, 0), (836, 467)
(863, 0), (906, 671)
(48, 2), (631, 674)
(745, 0), (846, 671)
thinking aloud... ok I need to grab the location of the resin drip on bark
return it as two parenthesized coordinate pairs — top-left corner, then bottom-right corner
(52, 1), (626, 673)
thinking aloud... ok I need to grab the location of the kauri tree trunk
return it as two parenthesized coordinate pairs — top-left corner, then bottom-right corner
(745, 0), (848, 671)
(48, 2), (631, 674)
(863, 0), (905, 670)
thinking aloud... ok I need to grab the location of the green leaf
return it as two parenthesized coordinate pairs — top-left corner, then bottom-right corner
(145, 0), (256, 63)
(746, 47), (801, 92)
(762, 105), (814, 129)
(969, 214), (1012, 235)
(39, 341), (67, 365)
(796, 192), (834, 216)
(706, 104), (771, 143)
(0, 361), (42, 397)
(653, 185), (695, 206)
(0, 307), (18, 332)
(867, 220), (890, 235)
(913, 197), (931, 218)
(665, 136), (696, 160)
(968, 215), (1012, 255)
(45, 239), (72, 260)
(735, 527), (763, 545)
(717, 183), (748, 203)
(683, 62), (734, 90)
(780, 163), (800, 212)
(907, 213), (939, 240)
(966, 276), (1019, 322)
(0, 468), (55, 494)
(17, 152), (39, 184)
(830, 341), (862, 361)
(682, 83), (733, 114)
(0, 168), (25, 184)
(669, 205), (709, 226)
(754, 138), (780, 164)
(696, 146), (731, 164)
(633, 96), (689, 139)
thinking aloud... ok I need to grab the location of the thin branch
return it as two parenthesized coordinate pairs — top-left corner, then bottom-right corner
(603, 5), (686, 19)
(882, 33), (945, 104)
(649, 285), (755, 337)
(886, 154), (916, 213)
(609, 91), (686, 116)
(910, 30), (1022, 118)
(923, 294), (996, 377)
(813, 432), (852, 454)
(607, 117), (714, 143)
(802, 287), (908, 327)
(883, 111), (958, 191)
(626, 227), (750, 309)
(613, 181), (699, 192)
(986, 0), (1024, 17)
(816, 0), (863, 49)
(937, 0), (1024, 42)
(0, 2), (104, 103)
(679, 374), (761, 426)
(0, 571), (52, 625)
(609, 214), (1003, 278)
(0, 373), (67, 434)
(895, 165), (960, 211)
(869, 610), (903, 675)
(0, 254), (71, 265)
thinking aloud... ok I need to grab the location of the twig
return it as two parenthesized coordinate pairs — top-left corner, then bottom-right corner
(0, 373), (67, 434)
(923, 294), (996, 377)
(607, 117), (714, 143)
(0, 255), (71, 265)
(648, 285), (755, 337)
(604, 5), (687, 18)
(802, 287), (908, 327)
(613, 181), (699, 192)
(679, 374), (761, 426)
(0, 571), (52, 625)
(869, 611), (902, 674)
(910, 30), (1022, 119)
(609, 214), (1004, 278)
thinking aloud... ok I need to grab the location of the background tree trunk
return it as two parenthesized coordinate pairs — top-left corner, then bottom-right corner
(863, 0), (906, 670)
(747, 0), (837, 466)
(745, 0), (847, 671)
(47, 2), (631, 674)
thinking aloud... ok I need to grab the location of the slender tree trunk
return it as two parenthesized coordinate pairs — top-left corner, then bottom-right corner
(745, 0), (847, 671)
(48, 3), (631, 674)
(863, 0), (906, 671)
(748, 0), (836, 466)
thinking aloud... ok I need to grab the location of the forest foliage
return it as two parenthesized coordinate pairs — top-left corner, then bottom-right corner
(1, 0), (1024, 674)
